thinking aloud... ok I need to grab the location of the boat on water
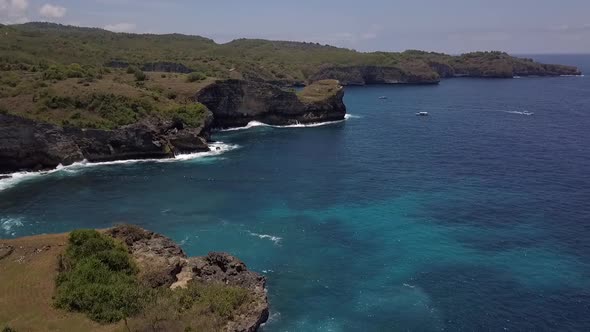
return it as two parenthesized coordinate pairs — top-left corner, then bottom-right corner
(378, 96), (388, 99)
(416, 112), (429, 116)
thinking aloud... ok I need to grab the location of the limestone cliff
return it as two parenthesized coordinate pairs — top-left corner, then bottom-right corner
(195, 79), (347, 128)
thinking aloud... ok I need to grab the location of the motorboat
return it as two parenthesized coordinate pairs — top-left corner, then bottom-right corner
(416, 112), (429, 116)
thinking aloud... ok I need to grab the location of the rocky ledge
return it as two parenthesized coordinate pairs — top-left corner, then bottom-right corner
(0, 113), (211, 173)
(106, 225), (269, 332)
(195, 79), (346, 128)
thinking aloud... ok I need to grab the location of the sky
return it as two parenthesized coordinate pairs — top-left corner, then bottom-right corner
(1, 0), (589, 54)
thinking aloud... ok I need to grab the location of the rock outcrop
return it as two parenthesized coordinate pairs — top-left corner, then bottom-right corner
(106, 225), (269, 332)
(0, 113), (210, 173)
(196, 79), (346, 128)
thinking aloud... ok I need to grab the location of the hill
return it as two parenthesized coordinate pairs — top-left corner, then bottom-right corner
(0, 22), (581, 85)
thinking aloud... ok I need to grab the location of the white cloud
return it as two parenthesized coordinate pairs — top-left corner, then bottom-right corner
(104, 22), (136, 32)
(39, 3), (66, 18)
(0, 0), (29, 23)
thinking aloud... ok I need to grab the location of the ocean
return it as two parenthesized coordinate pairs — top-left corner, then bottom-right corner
(1, 55), (589, 331)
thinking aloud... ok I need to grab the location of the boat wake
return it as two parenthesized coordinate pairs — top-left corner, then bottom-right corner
(501, 110), (535, 116)
(0, 141), (239, 192)
(221, 114), (358, 132)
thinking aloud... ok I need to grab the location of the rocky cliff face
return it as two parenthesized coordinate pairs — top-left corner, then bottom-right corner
(0, 113), (210, 173)
(309, 66), (440, 85)
(195, 79), (346, 128)
(106, 225), (269, 332)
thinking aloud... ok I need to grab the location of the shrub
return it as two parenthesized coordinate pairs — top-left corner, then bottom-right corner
(169, 103), (208, 127)
(186, 72), (206, 82)
(54, 230), (144, 323)
(2, 327), (16, 332)
(134, 70), (147, 81)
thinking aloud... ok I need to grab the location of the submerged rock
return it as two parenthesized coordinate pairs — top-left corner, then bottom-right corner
(107, 225), (269, 332)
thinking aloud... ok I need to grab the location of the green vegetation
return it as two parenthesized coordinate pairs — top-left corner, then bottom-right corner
(54, 230), (143, 323)
(2, 327), (16, 332)
(187, 72), (206, 82)
(168, 104), (208, 127)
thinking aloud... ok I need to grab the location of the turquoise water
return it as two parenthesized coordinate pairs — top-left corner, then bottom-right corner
(1, 56), (590, 330)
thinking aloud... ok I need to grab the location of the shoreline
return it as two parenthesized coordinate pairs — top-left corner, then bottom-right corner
(0, 115), (356, 192)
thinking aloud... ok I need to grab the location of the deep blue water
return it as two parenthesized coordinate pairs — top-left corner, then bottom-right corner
(2, 56), (590, 331)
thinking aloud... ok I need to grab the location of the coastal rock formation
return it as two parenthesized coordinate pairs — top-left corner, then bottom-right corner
(309, 66), (440, 85)
(0, 113), (210, 173)
(107, 225), (269, 332)
(195, 79), (347, 128)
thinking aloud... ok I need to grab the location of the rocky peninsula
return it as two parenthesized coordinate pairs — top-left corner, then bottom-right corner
(0, 79), (346, 173)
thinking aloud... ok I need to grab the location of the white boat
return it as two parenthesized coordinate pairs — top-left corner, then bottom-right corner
(416, 112), (429, 116)
(378, 96), (388, 99)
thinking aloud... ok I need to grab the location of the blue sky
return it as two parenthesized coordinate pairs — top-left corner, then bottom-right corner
(1, 0), (589, 53)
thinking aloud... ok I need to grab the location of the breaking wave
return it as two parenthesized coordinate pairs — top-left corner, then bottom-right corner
(221, 114), (357, 132)
(0, 142), (238, 192)
(1, 217), (24, 236)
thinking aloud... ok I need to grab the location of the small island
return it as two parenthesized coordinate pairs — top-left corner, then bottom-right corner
(0, 225), (269, 332)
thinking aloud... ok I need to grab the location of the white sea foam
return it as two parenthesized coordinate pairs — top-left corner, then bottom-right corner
(560, 74), (585, 77)
(1, 217), (24, 236)
(0, 141), (238, 192)
(260, 312), (281, 327)
(503, 110), (534, 116)
(221, 114), (358, 132)
(248, 231), (282, 245)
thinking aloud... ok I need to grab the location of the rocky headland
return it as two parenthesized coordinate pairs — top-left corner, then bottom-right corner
(0, 225), (269, 332)
(0, 79), (346, 173)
